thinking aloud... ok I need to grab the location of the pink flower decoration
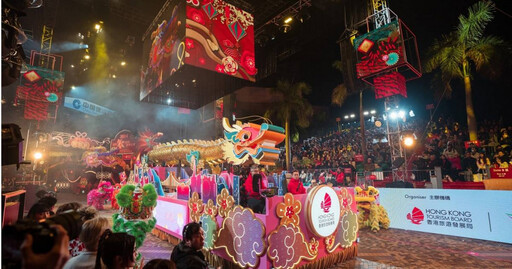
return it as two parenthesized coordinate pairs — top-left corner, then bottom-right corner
(240, 51), (257, 75)
(199, 58), (206, 65)
(189, 9), (204, 24)
(185, 38), (194, 49)
(222, 56), (238, 75)
(215, 64), (224, 73)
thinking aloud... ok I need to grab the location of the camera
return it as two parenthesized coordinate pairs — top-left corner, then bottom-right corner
(2, 210), (83, 267)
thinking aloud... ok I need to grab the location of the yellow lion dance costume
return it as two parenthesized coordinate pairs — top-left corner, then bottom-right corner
(355, 186), (390, 232)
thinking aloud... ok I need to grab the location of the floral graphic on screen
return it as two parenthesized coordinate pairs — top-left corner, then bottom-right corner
(216, 206), (266, 268)
(185, 0), (256, 81)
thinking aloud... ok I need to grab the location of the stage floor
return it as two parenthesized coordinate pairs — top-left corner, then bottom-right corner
(56, 193), (512, 268)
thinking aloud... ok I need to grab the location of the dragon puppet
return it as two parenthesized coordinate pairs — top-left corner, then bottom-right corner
(355, 186), (390, 232)
(147, 117), (285, 167)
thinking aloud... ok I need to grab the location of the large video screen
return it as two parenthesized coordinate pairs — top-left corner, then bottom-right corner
(184, 0), (256, 82)
(353, 21), (404, 78)
(140, 1), (186, 100)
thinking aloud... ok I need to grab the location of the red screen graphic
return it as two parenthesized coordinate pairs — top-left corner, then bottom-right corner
(184, 0), (256, 81)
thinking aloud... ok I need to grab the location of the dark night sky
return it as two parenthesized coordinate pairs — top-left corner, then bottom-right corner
(2, 0), (511, 138)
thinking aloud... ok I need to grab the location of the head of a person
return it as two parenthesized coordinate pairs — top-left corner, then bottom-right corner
(78, 206), (98, 221)
(292, 170), (299, 179)
(56, 202), (82, 215)
(447, 142), (453, 149)
(142, 259), (173, 269)
(430, 154), (436, 161)
(27, 202), (51, 222)
(367, 158), (372, 163)
(96, 230), (136, 269)
(250, 165), (259, 175)
(182, 222), (204, 251)
(80, 217), (110, 251)
(465, 151), (471, 158)
(38, 196), (57, 213)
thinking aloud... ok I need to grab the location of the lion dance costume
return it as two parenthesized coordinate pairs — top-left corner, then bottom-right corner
(112, 184), (157, 262)
(355, 186), (390, 232)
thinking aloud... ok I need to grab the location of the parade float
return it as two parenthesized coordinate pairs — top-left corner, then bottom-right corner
(148, 117), (359, 269)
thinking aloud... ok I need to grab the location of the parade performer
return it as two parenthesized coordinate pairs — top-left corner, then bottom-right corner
(243, 165), (267, 214)
(112, 184), (157, 263)
(87, 181), (114, 210)
(355, 186), (390, 232)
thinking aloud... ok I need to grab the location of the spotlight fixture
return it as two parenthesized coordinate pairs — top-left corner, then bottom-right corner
(363, 111), (369, 116)
(121, 61), (126, 66)
(167, 98), (172, 104)
(350, 114), (355, 118)
(70, 64), (75, 68)
(280, 23), (291, 33)
(284, 17), (293, 24)
(370, 110), (376, 114)
(34, 152), (43, 160)
(112, 74), (116, 78)
(84, 54), (90, 60)
(71, 85), (76, 90)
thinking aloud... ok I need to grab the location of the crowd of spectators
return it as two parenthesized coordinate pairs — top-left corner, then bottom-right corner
(287, 116), (511, 182)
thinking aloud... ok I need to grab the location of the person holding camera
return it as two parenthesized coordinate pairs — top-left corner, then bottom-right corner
(63, 217), (110, 269)
(170, 222), (207, 269)
(20, 224), (71, 269)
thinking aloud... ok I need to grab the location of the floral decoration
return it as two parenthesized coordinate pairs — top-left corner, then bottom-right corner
(240, 50), (257, 75)
(188, 192), (204, 222)
(222, 56), (238, 75)
(216, 188), (234, 217)
(324, 234), (335, 251)
(186, 0), (200, 7)
(204, 199), (218, 218)
(309, 237), (319, 255)
(276, 193), (302, 226)
(338, 187), (353, 217)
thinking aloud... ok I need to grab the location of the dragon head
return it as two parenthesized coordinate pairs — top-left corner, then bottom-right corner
(222, 118), (285, 166)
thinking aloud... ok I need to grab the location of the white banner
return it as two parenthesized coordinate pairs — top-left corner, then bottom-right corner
(378, 188), (512, 244)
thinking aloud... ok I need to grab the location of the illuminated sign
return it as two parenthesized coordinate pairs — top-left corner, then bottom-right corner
(306, 185), (341, 237)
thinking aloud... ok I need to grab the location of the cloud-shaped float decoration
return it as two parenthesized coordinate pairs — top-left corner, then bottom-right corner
(326, 210), (358, 253)
(268, 224), (317, 269)
(216, 206), (266, 268)
(200, 214), (217, 251)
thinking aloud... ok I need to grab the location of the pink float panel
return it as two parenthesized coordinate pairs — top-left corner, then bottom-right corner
(154, 196), (189, 239)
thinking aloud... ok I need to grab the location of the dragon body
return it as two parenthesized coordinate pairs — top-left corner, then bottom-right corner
(147, 118), (285, 166)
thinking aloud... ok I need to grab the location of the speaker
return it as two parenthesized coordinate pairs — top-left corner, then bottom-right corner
(2, 124), (24, 167)
(392, 157), (405, 168)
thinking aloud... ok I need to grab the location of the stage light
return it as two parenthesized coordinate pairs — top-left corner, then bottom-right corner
(121, 61), (126, 66)
(370, 110), (376, 114)
(167, 98), (172, 104)
(112, 74), (116, 78)
(409, 110), (415, 117)
(84, 54), (90, 60)
(403, 136), (414, 147)
(386, 107), (390, 111)
(398, 110), (405, 118)
(350, 114), (355, 118)
(284, 17), (293, 24)
(70, 64), (74, 68)
(71, 85), (76, 90)
(389, 111), (397, 119)
(280, 23), (291, 33)
(34, 152), (43, 160)
(344, 115), (349, 119)
(363, 111), (369, 115)
(95, 24), (101, 30)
